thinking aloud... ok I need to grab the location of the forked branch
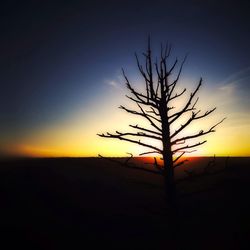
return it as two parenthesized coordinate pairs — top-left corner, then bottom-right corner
(171, 117), (226, 145)
(97, 132), (162, 153)
(98, 154), (162, 175)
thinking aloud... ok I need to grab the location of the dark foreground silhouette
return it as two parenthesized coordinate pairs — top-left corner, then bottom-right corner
(1, 157), (250, 249)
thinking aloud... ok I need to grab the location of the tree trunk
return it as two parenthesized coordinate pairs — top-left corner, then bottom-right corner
(161, 105), (179, 249)
(162, 138), (177, 209)
(160, 101), (177, 207)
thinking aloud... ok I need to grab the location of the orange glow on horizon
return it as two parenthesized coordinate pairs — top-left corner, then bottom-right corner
(1, 79), (250, 158)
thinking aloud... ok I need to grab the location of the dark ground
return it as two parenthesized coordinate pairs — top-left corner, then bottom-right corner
(0, 157), (250, 249)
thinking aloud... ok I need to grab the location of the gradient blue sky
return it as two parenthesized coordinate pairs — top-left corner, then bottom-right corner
(0, 0), (250, 157)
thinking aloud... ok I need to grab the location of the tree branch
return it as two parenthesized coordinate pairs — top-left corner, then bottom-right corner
(115, 131), (162, 141)
(174, 159), (189, 168)
(169, 88), (186, 101)
(171, 117), (226, 145)
(139, 151), (161, 156)
(125, 95), (158, 108)
(146, 107), (160, 116)
(137, 103), (162, 132)
(98, 154), (162, 175)
(144, 157), (164, 173)
(97, 132), (162, 152)
(169, 79), (202, 124)
(173, 151), (185, 163)
(168, 97), (199, 122)
(171, 106), (217, 139)
(129, 124), (162, 136)
(173, 140), (207, 154)
(119, 105), (161, 123)
(166, 55), (187, 100)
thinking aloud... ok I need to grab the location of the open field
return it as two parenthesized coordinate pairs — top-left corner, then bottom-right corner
(1, 157), (250, 249)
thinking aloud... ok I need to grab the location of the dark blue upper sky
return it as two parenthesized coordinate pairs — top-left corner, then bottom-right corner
(1, 0), (250, 156)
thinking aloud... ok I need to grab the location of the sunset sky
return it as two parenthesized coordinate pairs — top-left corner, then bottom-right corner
(1, 0), (250, 157)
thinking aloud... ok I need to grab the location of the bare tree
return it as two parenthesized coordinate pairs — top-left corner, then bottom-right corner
(98, 38), (225, 205)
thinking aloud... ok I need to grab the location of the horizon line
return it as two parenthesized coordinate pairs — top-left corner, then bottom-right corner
(1, 155), (250, 160)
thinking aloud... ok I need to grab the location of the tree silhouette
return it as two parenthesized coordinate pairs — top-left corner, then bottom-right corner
(98, 38), (225, 205)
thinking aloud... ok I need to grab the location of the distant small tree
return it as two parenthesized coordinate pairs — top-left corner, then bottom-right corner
(98, 38), (225, 206)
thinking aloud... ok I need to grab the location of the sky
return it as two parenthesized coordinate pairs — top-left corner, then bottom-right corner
(0, 0), (250, 157)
